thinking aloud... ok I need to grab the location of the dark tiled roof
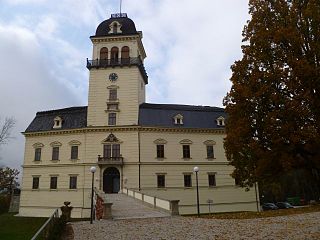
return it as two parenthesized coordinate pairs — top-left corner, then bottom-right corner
(139, 103), (226, 129)
(25, 106), (87, 133)
(94, 16), (138, 37)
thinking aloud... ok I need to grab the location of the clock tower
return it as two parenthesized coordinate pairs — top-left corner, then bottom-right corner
(87, 13), (148, 127)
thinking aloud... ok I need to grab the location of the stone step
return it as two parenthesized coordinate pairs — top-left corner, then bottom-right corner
(9, 195), (20, 213)
(105, 193), (170, 220)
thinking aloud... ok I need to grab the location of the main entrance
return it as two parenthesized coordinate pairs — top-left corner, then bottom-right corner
(103, 167), (120, 193)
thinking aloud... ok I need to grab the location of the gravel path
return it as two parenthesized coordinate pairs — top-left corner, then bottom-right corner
(72, 212), (320, 240)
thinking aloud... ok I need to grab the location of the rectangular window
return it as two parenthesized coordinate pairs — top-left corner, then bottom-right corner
(208, 174), (216, 187)
(32, 177), (39, 189)
(157, 175), (165, 188)
(182, 145), (190, 158)
(71, 146), (78, 160)
(108, 113), (116, 125)
(184, 174), (192, 187)
(103, 144), (111, 158)
(52, 147), (59, 160)
(207, 145), (214, 159)
(156, 145), (164, 158)
(34, 148), (41, 161)
(50, 176), (58, 189)
(69, 176), (77, 189)
(109, 89), (117, 101)
(112, 144), (120, 158)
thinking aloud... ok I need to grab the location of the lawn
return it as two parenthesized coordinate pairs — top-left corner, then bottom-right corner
(205, 204), (320, 219)
(0, 213), (47, 240)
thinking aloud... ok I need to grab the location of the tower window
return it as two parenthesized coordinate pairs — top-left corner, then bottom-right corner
(113, 22), (118, 33)
(108, 113), (116, 125)
(108, 21), (122, 34)
(100, 47), (108, 61)
(121, 46), (130, 64)
(107, 103), (119, 111)
(111, 47), (119, 63)
(109, 89), (117, 101)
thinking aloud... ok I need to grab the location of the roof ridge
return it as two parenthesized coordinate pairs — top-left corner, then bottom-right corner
(140, 103), (224, 111)
(36, 106), (88, 116)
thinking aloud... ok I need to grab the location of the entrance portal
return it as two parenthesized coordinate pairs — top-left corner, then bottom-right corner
(103, 167), (120, 193)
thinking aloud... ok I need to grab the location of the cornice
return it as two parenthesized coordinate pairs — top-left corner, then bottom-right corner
(22, 163), (97, 168)
(23, 161), (229, 168)
(91, 35), (139, 43)
(23, 126), (225, 137)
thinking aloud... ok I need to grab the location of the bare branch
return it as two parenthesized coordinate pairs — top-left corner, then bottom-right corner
(0, 117), (16, 145)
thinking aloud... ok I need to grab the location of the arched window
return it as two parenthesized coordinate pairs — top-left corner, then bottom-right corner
(121, 46), (130, 64)
(111, 47), (119, 64)
(100, 47), (108, 59)
(113, 22), (118, 34)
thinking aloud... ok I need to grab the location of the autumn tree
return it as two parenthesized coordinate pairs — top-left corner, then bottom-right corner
(224, 0), (320, 198)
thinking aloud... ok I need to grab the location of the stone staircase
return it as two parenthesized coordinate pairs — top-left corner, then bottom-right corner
(9, 194), (20, 213)
(106, 193), (171, 220)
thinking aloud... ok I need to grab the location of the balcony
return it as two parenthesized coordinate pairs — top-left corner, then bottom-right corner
(86, 57), (148, 84)
(97, 155), (124, 165)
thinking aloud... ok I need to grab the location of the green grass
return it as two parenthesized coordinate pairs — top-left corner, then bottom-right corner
(0, 213), (47, 240)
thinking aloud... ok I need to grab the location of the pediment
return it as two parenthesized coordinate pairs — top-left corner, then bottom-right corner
(179, 139), (193, 144)
(153, 138), (168, 144)
(101, 133), (121, 143)
(203, 140), (216, 145)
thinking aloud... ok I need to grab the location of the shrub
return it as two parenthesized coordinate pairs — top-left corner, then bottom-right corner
(0, 194), (11, 214)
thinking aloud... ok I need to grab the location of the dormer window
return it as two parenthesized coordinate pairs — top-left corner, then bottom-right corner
(53, 116), (63, 129)
(216, 116), (225, 126)
(173, 114), (184, 125)
(109, 21), (122, 34)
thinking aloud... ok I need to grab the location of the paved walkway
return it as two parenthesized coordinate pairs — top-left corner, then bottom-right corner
(105, 193), (170, 220)
(72, 212), (320, 240)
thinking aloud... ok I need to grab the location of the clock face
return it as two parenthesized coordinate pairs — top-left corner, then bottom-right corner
(109, 73), (118, 82)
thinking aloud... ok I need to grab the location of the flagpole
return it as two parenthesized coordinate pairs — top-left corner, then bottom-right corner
(120, 0), (122, 13)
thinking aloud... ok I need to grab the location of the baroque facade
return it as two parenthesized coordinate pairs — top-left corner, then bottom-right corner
(19, 13), (258, 218)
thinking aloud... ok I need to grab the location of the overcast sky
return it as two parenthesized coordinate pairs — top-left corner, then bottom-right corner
(0, 0), (249, 172)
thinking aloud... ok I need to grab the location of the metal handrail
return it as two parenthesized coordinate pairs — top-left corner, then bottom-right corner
(86, 57), (148, 83)
(31, 209), (59, 240)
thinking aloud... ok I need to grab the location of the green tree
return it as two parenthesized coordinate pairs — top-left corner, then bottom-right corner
(0, 167), (20, 192)
(224, 0), (320, 197)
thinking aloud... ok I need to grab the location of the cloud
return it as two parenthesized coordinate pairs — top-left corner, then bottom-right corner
(0, 23), (82, 169)
(0, 0), (250, 173)
(125, 0), (249, 106)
